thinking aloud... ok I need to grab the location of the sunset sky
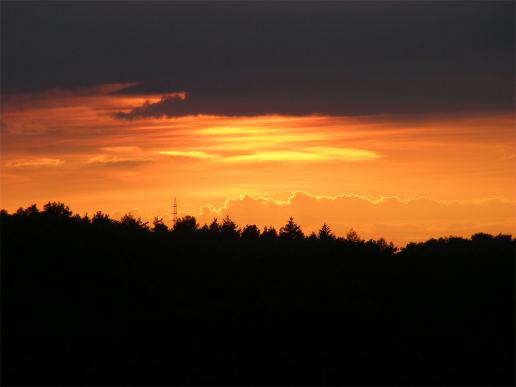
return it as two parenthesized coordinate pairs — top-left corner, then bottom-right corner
(1, 2), (514, 244)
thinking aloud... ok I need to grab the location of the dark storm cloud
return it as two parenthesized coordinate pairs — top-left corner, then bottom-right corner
(112, 95), (187, 120)
(2, 1), (514, 116)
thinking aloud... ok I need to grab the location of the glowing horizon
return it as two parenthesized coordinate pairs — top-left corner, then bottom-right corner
(1, 84), (514, 245)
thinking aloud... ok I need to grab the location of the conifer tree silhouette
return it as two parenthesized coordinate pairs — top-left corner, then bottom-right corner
(279, 217), (304, 240)
(318, 223), (335, 240)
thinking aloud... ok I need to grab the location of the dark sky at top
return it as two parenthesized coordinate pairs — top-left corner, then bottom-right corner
(1, 1), (514, 116)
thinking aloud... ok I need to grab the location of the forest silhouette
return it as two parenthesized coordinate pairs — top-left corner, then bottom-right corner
(1, 202), (514, 386)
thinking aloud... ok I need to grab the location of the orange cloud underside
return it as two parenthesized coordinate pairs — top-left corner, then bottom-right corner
(197, 192), (515, 245)
(1, 85), (514, 244)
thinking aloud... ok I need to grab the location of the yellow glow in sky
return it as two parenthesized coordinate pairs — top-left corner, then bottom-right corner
(1, 85), (514, 244)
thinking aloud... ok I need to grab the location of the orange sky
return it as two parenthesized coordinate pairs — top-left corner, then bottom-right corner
(1, 84), (514, 245)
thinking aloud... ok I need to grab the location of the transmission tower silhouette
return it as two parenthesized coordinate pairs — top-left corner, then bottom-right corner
(172, 197), (178, 225)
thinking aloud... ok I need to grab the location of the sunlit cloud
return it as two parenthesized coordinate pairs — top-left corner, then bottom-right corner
(158, 150), (220, 159)
(99, 146), (143, 153)
(224, 148), (380, 163)
(157, 147), (379, 163)
(5, 158), (64, 168)
(86, 155), (153, 165)
(87, 146), (154, 165)
(199, 126), (265, 135)
(197, 192), (516, 245)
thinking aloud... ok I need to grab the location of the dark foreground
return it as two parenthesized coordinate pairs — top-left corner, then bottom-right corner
(1, 203), (515, 386)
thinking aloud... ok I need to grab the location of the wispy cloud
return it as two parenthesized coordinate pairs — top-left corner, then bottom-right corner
(157, 147), (380, 163)
(99, 146), (143, 153)
(225, 148), (380, 163)
(5, 158), (64, 168)
(158, 150), (220, 159)
(86, 155), (153, 165)
(87, 146), (154, 166)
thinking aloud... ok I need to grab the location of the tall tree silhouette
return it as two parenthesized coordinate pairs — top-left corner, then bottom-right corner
(152, 217), (169, 233)
(43, 201), (72, 218)
(261, 226), (278, 241)
(345, 228), (362, 243)
(120, 213), (149, 231)
(279, 217), (304, 240)
(318, 223), (335, 241)
(173, 215), (199, 234)
(220, 215), (240, 239)
(241, 224), (260, 241)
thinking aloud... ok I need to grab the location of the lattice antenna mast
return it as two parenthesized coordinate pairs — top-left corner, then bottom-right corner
(172, 197), (178, 225)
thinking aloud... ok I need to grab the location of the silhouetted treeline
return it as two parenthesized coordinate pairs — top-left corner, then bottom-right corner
(1, 202), (514, 386)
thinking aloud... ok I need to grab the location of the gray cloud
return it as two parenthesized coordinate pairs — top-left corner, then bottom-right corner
(3, 2), (514, 116)
(111, 74), (514, 119)
(112, 95), (187, 120)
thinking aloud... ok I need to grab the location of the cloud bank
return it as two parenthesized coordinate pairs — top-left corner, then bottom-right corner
(3, 3), (514, 116)
(197, 192), (515, 246)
